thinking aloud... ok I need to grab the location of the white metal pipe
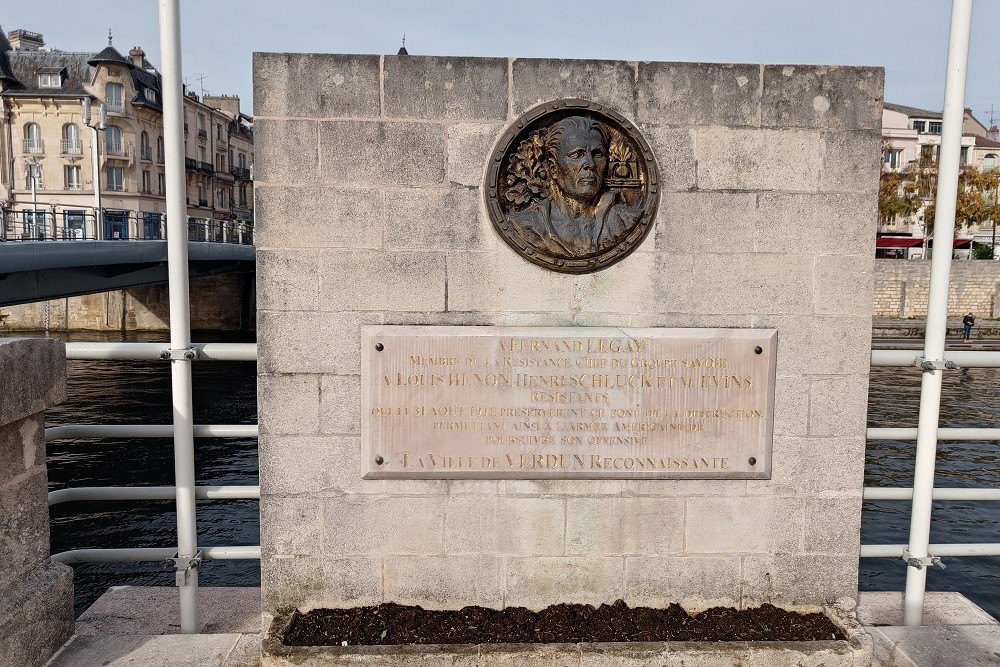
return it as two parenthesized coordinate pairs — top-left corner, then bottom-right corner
(159, 0), (199, 634)
(45, 424), (258, 442)
(904, 0), (974, 627)
(48, 485), (260, 505)
(862, 544), (1000, 558)
(64, 342), (257, 361)
(867, 427), (1000, 441)
(51, 545), (261, 565)
(871, 349), (1000, 368)
(865, 487), (1000, 501)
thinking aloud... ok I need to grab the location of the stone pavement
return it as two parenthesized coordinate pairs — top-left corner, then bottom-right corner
(43, 586), (1000, 666)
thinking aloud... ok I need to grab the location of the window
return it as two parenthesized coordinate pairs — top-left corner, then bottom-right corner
(61, 123), (81, 154)
(228, 149), (234, 169)
(105, 83), (124, 113)
(217, 123), (223, 140)
(24, 163), (43, 189)
(920, 145), (935, 161)
(217, 154), (226, 172)
(23, 123), (43, 154)
(38, 71), (61, 88)
(960, 146), (969, 165)
(107, 167), (124, 191)
(156, 136), (165, 163)
(239, 184), (248, 206)
(140, 131), (151, 160)
(913, 120), (926, 132)
(142, 87), (158, 104)
(22, 210), (47, 239)
(197, 183), (205, 205)
(984, 154), (998, 172)
(104, 210), (128, 240)
(142, 170), (151, 194)
(929, 121), (942, 134)
(105, 125), (123, 156)
(142, 212), (163, 240)
(884, 149), (902, 169)
(65, 165), (82, 190)
(238, 153), (246, 169)
(158, 173), (166, 195)
(64, 210), (87, 239)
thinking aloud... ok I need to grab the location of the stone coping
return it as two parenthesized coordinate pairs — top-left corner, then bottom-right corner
(261, 605), (873, 667)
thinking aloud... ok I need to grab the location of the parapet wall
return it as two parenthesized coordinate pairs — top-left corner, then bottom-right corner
(0, 338), (73, 666)
(254, 54), (882, 619)
(874, 260), (1000, 318)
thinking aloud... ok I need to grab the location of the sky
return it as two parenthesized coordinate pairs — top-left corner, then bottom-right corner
(4, 1), (1000, 123)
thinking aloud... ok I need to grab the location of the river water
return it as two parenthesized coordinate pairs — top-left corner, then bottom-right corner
(18, 332), (1000, 617)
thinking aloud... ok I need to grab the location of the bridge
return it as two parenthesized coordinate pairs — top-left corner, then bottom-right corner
(0, 240), (255, 307)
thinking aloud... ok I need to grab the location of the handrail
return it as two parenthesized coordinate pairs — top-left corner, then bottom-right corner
(861, 544), (1000, 558)
(65, 342), (257, 361)
(867, 427), (1000, 441)
(45, 424), (258, 442)
(871, 349), (1000, 368)
(51, 546), (260, 564)
(864, 487), (1000, 501)
(49, 485), (260, 505)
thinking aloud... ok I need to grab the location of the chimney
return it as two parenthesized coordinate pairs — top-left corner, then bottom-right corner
(8, 29), (44, 51)
(203, 94), (240, 118)
(990, 126), (999, 142)
(129, 46), (145, 67)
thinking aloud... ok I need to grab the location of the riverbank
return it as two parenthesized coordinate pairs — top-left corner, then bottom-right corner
(873, 317), (1000, 340)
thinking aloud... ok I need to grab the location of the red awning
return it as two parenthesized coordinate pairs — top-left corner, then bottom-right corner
(924, 238), (973, 249)
(876, 237), (922, 248)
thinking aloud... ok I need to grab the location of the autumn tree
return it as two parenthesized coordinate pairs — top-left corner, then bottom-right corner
(878, 141), (922, 224)
(920, 164), (1000, 238)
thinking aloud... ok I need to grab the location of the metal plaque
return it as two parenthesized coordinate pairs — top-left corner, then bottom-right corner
(362, 327), (776, 479)
(485, 99), (659, 274)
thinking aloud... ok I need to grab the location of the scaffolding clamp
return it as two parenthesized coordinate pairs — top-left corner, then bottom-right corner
(902, 549), (945, 570)
(166, 550), (203, 585)
(158, 346), (200, 361)
(916, 357), (959, 374)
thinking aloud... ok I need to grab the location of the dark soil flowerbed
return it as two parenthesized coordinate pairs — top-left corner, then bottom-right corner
(284, 600), (845, 646)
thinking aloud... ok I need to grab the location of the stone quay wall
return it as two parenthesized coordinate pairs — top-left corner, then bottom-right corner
(0, 273), (255, 332)
(254, 54), (882, 621)
(874, 260), (1000, 318)
(0, 338), (73, 666)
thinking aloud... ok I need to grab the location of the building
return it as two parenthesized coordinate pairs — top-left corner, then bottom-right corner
(0, 27), (253, 243)
(880, 102), (999, 259)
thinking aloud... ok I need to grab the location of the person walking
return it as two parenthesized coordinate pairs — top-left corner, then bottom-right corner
(962, 312), (975, 341)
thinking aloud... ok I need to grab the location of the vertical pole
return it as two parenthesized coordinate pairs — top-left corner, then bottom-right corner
(903, 0), (974, 626)
(158, 0), (200, 633)
(90, 125), (103, 240)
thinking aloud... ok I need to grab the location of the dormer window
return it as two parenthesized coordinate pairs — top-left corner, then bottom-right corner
(143, 87), (158, 103)
(37, 68), (64, 88)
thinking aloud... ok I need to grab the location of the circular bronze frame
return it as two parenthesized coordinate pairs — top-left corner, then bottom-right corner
(485, 99), (659, 274)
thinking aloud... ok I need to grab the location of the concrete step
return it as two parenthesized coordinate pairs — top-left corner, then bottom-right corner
(45, 586), (261, 667)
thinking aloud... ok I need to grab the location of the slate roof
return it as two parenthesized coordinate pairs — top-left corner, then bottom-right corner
(0, 48), (95, 97)
(87, 44), (134, 69)
(974, 135), (1000, 149)
(884, 102), (943, 120)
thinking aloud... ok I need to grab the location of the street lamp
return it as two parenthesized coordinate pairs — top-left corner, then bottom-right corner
(82, 98), (106, 240)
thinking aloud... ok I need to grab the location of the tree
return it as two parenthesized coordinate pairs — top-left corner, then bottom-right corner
(878, 141), (922, 224)
(920, 164), (1000, 239)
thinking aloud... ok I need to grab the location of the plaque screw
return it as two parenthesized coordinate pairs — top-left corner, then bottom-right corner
(375, 455), (384, 465)
(748, 457), (757, 465)
(375, 343), (384, 352)
(754, 346), (763, 355)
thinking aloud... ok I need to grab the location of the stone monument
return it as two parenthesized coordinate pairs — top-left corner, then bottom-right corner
(253, 53), (880, 656)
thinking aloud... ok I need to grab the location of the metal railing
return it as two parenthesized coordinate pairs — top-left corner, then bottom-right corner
(2, 210), (253, 244)
(60, 139), (83, 155)
(22, 139), (44, 154)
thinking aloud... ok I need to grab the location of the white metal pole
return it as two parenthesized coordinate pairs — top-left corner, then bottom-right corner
(158, 0), (200, 634)
(89, 125), (102, 240)
(903, 0), (974, 627)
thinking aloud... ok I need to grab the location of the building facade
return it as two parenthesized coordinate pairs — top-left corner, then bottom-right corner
(880, 102), (1000, 259)
(0, 28), (254, 243)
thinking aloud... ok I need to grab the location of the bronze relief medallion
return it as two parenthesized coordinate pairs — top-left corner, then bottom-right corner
(486, 99), (659, 274)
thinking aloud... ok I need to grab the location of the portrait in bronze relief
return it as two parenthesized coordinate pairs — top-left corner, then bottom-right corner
(486, 100), (658, 274)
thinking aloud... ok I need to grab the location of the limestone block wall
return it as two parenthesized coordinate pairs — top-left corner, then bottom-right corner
(0, 273), (253, 332)
(254, 55), (881, 618)
(873, 260), (1000, 318)
(0, 338), (73, 666)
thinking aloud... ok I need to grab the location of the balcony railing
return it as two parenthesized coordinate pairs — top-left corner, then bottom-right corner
(140, 145), (153, 161)
(157, 151), (165, 164)
(230, 167), (251, 180)
(105, 101), (125, 114)
(198, 198), (209, 207)
(65, 184), (83, 191)
(197, 128), (208, 140)
(60, 139), (83, 155)
(185, 157), (197, 170)
(106, 183), (126, 192)
(22, 139), (44, 155)
(104, 142), (130, 159)
(197, 161), (214, 175)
